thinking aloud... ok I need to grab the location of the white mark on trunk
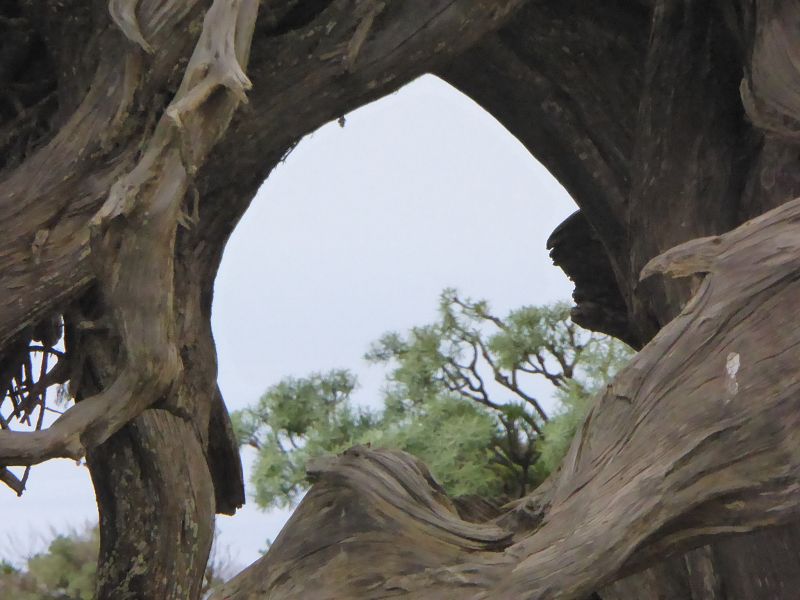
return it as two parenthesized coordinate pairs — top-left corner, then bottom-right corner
(726, 352), (740, 398)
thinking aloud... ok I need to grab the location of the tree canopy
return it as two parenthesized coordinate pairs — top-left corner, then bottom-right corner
(234, 292), (632, 509)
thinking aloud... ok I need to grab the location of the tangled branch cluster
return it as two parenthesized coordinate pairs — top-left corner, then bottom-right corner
(0, 315), (70, 495)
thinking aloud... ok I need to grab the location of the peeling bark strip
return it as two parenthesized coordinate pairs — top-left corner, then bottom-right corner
(225, 197), (800, 598)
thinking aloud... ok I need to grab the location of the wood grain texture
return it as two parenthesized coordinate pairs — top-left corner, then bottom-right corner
(223, 196), (800, 598)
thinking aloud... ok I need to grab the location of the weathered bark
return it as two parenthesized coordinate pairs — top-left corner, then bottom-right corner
(226, 0), (800, 598)
(0, 0), (524, 597)
(441, 1), (800, 597)
(3, 0), (800, 598)
(214, 195), (800, 598)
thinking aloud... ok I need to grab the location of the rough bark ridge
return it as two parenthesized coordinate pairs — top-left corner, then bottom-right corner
(230, 1), (800, 598)
(440, 3), (800, 594)
(216, 196), (800, 598)
(2, 0), (800, 598)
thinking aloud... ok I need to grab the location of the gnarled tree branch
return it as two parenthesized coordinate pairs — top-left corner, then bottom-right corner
(0, 0), (260, 468)
(224, 195), (800, 598)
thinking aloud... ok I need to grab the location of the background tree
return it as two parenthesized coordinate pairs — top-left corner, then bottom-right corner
(235, 372), (505, 506)
(0, 527), (96, 600)
(234, 293), (632, 509)
(0, 525), (235, 600)
(233, 370), (376, 508)
(367, 289), (632, 495)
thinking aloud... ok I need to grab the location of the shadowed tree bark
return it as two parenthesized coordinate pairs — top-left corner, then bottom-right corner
(2, 0), (800, 598)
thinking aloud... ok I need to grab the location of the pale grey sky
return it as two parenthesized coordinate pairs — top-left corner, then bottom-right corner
(1, 75), (576, 569)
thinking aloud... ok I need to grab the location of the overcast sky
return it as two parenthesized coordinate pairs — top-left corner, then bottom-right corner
(1, 75), (576, 569)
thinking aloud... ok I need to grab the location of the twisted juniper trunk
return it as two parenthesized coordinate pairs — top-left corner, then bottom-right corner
(3, 0), (800, 598)
(0, 1), (523, 597)
(221, 1), (800, 598)
(441, 3), (800, 595)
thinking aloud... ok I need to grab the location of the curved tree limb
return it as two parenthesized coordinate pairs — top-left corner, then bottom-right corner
(211, 446), (513, 600)
(222, 195), (800, 598)
(0, 1), (529, 596)
(6, 0), (800, 597)
(0, 0), (260, 468)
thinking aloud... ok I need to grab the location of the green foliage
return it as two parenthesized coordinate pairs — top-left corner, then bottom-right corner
(365, 291), (632, 495)
(236, 375), (506, 508)
(361, 395), (505, 498)
(537, 383), (592, 475)
(234, 370), (380, 508)
(0, 526), (96, 600)
(28, 529), (97, 600)
(236, 291), (633, 510)
(0, 525), (234, 599)
(0, 560), (19, 575)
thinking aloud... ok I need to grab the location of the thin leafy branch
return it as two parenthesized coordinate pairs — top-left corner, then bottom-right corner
(234, 291), (632, 508)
